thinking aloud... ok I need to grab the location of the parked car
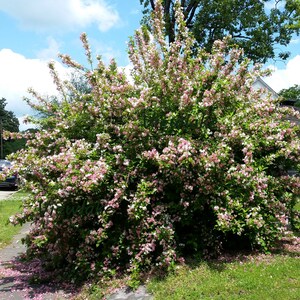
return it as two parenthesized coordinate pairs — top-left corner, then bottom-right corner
(288, 169), (299, 177)
(0, 159), (19, 189)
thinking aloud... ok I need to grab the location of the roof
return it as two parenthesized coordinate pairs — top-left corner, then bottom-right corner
(253, 77), (278, 99)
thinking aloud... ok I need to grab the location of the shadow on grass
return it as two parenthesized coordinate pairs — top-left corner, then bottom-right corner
(270, 234), (300, 257)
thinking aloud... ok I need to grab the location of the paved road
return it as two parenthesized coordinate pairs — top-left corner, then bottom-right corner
(0, 190), (16, 201)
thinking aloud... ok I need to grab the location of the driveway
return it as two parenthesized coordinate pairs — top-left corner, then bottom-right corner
(0, 190), (16, 201)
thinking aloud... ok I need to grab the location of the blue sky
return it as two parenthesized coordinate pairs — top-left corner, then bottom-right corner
(0, 0), (299, 130)
(0, 0), (141, 65)
(0, 0), (142, 129)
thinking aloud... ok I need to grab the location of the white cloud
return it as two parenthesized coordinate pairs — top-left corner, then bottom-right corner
(17, 116), (36, 131)
(119, 63), (134, 84)
(0, 0), (120, 32)
(90, 38), (121, 64)
(263, 55), (300, 93)
(0, 49), (68, 130)
(37, 37), (61, 60)
(291, 38), (300, 44)
(130, 9), (140, 15)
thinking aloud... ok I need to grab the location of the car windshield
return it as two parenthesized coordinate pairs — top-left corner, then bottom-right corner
(0, 160), (12, 170)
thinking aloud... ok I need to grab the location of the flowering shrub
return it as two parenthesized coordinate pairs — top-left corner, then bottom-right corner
(7, 1), (300, 282)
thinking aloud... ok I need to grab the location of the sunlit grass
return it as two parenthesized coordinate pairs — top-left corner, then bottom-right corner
(75, 253), (300, 300)
(0, 191), (27, 249)
(147, 255), (300, 300)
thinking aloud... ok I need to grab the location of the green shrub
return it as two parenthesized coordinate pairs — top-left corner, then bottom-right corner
(7, 1), (300, 283)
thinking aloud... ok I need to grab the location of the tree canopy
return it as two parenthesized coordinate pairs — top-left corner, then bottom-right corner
(140, 0), (300, 63)
(27, 70), (92, 130)
(0, 98), (23, 158)
(279, 84), (300, 107)
(0, 97), (19, 133)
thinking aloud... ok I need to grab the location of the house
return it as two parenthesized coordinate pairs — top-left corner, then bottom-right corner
(253, 77), (299, 124)
(253, 78), (299, 178)
(252, 77), (278, 100)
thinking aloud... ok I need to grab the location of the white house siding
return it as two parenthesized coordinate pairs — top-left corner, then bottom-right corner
(252, 77), (278, 100)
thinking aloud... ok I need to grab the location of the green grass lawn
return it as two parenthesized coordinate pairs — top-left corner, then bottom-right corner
(147, 255), (300, 300)
(0, 191), (27, 249)
(76, 253), (300, 300)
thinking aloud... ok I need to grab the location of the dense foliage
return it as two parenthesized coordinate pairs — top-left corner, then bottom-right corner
(279, 84), (300, 107)
(140, 0), (300, 63)
(7, 1), (300, 283)
(0, 98), (19, 133)
(0, 97), (23, 158)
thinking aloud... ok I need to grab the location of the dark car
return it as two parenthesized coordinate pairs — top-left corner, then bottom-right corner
(0, 159), (19, 189)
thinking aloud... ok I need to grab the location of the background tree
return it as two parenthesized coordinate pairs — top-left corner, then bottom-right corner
(67, 71), (92, 96)
(279, 84), (300, 107)
(27, 70), (92, 130)
(0, 97), (24, 158)
(0, 97), (19, 132)
(140, 0), (300, 63)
